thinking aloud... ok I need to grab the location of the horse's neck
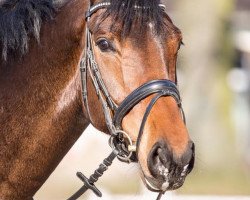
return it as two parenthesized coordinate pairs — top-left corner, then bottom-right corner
(0, 1), (90, 199)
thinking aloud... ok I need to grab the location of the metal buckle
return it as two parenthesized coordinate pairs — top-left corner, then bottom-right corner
(109, 130), (136, 163)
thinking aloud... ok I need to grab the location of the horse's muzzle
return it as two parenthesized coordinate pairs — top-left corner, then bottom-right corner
(146, 140), (195, 191)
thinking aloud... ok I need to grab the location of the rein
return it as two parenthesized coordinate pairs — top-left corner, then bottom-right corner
(68, 2), (185, 200)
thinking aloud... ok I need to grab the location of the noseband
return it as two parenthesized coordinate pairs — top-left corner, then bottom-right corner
(68, 2), (185, 200)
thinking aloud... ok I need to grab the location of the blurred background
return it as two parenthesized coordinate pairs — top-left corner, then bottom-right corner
(171, 0), (250, 195)
(35, 0), (250, 199)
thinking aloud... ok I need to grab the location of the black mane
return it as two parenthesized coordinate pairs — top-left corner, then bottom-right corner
(105, 0), (166, 37)
(0, 0), (55, 60)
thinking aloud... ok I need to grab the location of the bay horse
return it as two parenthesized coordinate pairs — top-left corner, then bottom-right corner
(0, 0), (195, 199)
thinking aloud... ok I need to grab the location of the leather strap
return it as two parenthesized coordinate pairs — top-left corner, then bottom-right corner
(85, 2), (111, 19)
(113, 79), (182, 128)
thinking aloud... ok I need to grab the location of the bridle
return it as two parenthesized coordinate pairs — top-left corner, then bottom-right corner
(68, 1), (185, 200)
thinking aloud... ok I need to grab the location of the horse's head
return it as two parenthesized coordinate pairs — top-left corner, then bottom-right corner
(81, 0), (195, 193)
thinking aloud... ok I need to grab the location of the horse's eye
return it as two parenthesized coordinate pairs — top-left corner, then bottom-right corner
(96, 39), (113, 52)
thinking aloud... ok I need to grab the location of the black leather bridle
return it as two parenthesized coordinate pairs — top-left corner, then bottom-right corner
(68, 2), (185, 200)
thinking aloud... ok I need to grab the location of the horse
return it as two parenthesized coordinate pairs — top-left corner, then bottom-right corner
(0, 0), (195, 199)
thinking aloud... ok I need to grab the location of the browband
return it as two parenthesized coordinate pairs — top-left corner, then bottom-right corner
(85, 2), (166, 19)
(85, 2), (110, 19)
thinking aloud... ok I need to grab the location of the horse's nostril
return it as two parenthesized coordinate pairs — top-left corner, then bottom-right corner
(181, 141), (195, 175)
(148, 141), (195, 180)
(148, 143), (171, 179)
(187, 142), (195, 173)
(157, 148), (168, 165)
